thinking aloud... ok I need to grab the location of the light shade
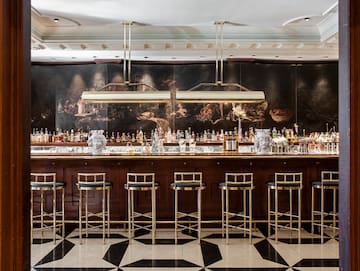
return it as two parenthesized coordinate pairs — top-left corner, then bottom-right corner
(81, 89), (265, 104)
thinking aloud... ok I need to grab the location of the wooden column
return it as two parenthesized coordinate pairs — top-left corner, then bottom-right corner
(339, 0), (360, 270)
(0, 0), (30, 270)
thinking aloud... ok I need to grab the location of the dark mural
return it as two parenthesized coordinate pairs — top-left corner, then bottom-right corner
(31, 61), (338, 134)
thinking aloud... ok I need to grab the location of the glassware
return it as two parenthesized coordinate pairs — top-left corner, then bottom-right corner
(87, 130), (107, 155)
(254, 129), (272, 154)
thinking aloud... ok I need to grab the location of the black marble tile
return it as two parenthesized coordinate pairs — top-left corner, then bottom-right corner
(293, 258), (339, 267)
(136, 238), (195, 245)
(209, 268), (288, 271)
(70, 233), (127, 239)
(256, 223), (273, 238)
(203, 233), (260, 239)
(201, 240), (222, 266)
(35, 239), (75, 266)
(181, 229), (199, 238)
(32, 238), (56, 244)
(134, 228), (150, 238)
(254, 239), (288, 267)
(34, 268), (116, 271)
(277, 238), (330, 244)
(103, 240), (129, 267)
(122, 259), (200, 268)
(63, 224), (78, 238)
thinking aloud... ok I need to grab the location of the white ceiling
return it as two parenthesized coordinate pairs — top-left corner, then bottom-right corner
(31, 0), (338, 62)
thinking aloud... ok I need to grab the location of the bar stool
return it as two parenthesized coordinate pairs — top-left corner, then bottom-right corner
(267, 172), (303, 243)
(30, 173), (65, 244)
(76, 173), (112, 244)
(219, 173), (254, 243)
(311, 171), (339, 243)
(125, 173), (159, 244)
(170, 172), (205, 244)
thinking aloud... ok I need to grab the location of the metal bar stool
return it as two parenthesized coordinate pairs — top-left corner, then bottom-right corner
(30, 173), (65, 244)
(170, 172), (205, 244)
(311, 171), (339, 243)
(219, 172), (254, 243)
(267, 172), (303, 243)
(125, 173), (159, 244)
(76, 173), (112, 244)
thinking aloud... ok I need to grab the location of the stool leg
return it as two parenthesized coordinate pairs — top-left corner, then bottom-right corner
(85, 190), (88, 238)
(221, 189), (224, 237)
(131, 190), (134, 238)
(298, 189), (301, 244)
(198, 189), (201, 242)
(30, 190), (33, 243)
(225, 188), (229, 243)
(152, 188), (156, 244)
(333, 188), (337, 237)
(40, 190), (44, 238)
(174, 189), (178, 244)
(79, 189), (82, 244)
(321, 186), (324, 243)
(102, 189), (105, 244)
(275, 189), (278, 243)
(127, 189), (131, 240)
(289, 189), (292, 230)
(267, 187), (271, 238)
(243, 189), (247, 237)
(62, 188), (65, 239)
(107, 189), (110, 238)
(311, 186), (314, 234)
(249, 189), (253, 244)
(53, 188), (56, 244)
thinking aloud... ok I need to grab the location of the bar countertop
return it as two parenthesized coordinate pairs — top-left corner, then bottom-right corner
(31, 152), (338, 160)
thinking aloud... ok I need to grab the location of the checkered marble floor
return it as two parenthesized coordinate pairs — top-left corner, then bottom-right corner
(31, 224), (339, 270)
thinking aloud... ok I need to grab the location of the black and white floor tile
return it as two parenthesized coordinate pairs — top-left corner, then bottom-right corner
(31, 225), (339, 271)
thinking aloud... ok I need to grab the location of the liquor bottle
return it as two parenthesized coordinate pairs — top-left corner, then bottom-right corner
(116, 132), (121, 143)
(110, 132), (115, 143)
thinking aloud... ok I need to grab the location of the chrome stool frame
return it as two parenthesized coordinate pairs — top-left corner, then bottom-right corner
(30, 173), (65, 244)
(76, 173), (111, 244)
(311, 171), (339, 243)
(171, 172), (205, 244)
(219, 173), (254, 243)
(125, 173), (159, 244)
(267, 172), (303, 243)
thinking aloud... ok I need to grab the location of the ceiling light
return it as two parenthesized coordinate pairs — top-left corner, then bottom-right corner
(53, 18), (60, 23)
(304, 17), (310, 22)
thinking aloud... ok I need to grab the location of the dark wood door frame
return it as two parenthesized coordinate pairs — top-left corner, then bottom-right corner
(0, 0), (358, 269)
(339, 0), (360, 269)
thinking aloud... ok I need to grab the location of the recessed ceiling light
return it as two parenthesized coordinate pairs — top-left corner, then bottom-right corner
(252, 54), (256, 57)
(297, 56), (303, 59)
(115, 56), (119, 58)
(275, 55), (279, 58)
(72, 57), (76, 59)
(93, 56), (97, 58)
(229, 54), (234, 57)
(53, 18), (60, 23)
(199, 56), (205, 58)
(323, 56), (329, 59)
(171, 57), (176, 59)
(144, 56), (148, 59)
(304, 17), (310, 22)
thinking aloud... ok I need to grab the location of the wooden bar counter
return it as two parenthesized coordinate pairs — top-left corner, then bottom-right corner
(31, 152), (338, 223)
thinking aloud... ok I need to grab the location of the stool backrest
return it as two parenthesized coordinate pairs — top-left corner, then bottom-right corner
(78, 173), (106, 186)
(225, 173), (253, 187)
(275, 172), (302, 185)
(31, 173), (56, 185)
(321, 171), (339, 183)
(174, 172), (202, 184)
(127, 173), (155, 184)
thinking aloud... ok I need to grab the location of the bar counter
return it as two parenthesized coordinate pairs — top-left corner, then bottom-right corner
(31, 152), (338, 223)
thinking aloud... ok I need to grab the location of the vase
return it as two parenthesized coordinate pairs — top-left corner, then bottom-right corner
(254, 129), (272, 154)
(87, 130), (107, 155)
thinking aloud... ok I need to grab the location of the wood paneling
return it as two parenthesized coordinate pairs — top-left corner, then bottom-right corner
(0, 0), (31, 269)
(31, 156), (338, 221)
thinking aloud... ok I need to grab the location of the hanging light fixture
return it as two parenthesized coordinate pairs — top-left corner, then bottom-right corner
(81, 21), (265, 104)
(81, 22), (169, 103)
(184, 21), (265, 103)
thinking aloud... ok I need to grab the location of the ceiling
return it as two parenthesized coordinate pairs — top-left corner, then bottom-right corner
(31, 0), (338, 62)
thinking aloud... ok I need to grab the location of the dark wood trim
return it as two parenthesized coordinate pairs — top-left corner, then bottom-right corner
(0, 0), (31, 269)
(339, 0), (360, 270)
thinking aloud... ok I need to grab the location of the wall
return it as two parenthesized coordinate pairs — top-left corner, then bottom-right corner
(31, 61), (338, 134)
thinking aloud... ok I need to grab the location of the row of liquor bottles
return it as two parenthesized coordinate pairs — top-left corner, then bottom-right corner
(30, 127), (257, 145)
